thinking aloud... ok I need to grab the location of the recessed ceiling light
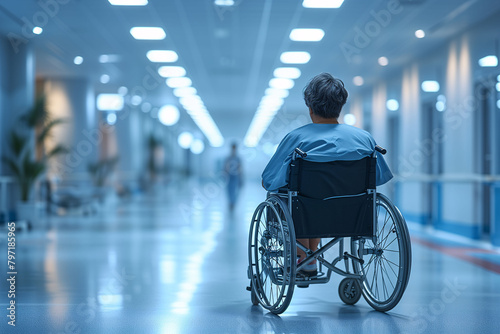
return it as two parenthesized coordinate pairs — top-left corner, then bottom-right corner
(280, 51), (311, 64)
(421, 81), (440, 92)
(33, 26), (43, 35)
(141, 102), (152, 113)
(214, 0), (234, 6)
(352, 76), (364, 86)
(343, 114), (356, 125)
(158, 66), (186, 78)
(269, 78), (295, 90)
(108, 0), (148, 6)
(302, 0), (344, 8)
(386, 99), (399, 111)
(146, 50), (178, 62)
(289, 28), (325, 42)
(97, 94), (124, 111)
(158, 105), (180, 126)
(273, 67), (301, 79)
(190, 139), (205, 154)
(166, 77), (192, 88)
(100, 74), (110, 84)
(178, 132), (194, 149)
(265, 88), (290, 98)
(118, 86), (128, 95)
(99, 54), (120, 63)
(74, 56), (84, 65)
(173, 87), (197, 97)
(130, 27), (166, 40)
(478, 55), (498, 67)
(415, 29), (425, 38)
(378, 56), (389, 66)
(131, 95), (142, 106)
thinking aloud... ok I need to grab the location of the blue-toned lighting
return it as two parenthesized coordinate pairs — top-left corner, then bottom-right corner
(178, 132), (194, 149)
(108, 0), (148, 5)
(273, 67), (301, 79)
(166, 77), (192, 88)
(100, 74), (110, 84)
(280, 51), (311, 64)
(33, 26), (43, 35)
(190, 139), (205, 154)
(386, 99), (399, 111)
(214, 0), (234, 5)
(343, 113), (356, 125)
(74, 56), (84, 65)
(478, 55), (498, 67)
(421, 80), (440, 92)
(415, 29), (425, 38)
(147, 50), (178, 63)
(302, 0), (344, 8)
(353, 76), (364, 86)
(97, 94), (124, 111)
(158, 66), (186, 78)
(106, 113), (117, 125)
(269, 78), (294, 90)
(289, 28), (325, 42)
(130, 27), (166, 40)
(158, 105), (180, 126)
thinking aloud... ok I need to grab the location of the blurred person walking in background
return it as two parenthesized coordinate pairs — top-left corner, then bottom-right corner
(224, 142), (243, 211)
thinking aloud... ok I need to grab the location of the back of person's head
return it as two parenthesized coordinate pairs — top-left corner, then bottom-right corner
(303, 73), (348, 119)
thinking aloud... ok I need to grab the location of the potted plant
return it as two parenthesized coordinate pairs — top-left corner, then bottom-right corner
(2, 96), (67, 225)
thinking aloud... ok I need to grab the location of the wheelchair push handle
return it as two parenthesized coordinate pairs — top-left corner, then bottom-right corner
(294, 148), (308, 158)
(375, 145), (387, 155)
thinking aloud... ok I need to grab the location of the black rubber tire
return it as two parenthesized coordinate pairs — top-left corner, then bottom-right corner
(351, 193), (412, 312)
(338, 278), (362, 305)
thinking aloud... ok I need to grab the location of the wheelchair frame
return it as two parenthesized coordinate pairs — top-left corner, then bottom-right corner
(248, 146), (412, 314)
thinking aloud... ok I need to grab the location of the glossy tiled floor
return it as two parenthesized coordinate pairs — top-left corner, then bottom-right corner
(1, 180), (500, 333)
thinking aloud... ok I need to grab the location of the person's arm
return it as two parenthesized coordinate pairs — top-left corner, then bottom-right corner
(375, 151), (393, 186)
(261, 133), (296, 191)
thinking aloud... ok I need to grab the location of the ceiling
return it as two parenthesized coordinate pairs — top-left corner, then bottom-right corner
(1, 0), (499, 145)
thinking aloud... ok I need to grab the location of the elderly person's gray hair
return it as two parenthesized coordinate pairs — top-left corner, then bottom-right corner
(303, 73), (348, 119)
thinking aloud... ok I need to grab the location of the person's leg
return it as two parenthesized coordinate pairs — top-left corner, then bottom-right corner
(296, 238), (309, 261)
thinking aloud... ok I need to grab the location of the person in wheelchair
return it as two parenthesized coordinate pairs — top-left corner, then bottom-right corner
(261, 72), (393, 278)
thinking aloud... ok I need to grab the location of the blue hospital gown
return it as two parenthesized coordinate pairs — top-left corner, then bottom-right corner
(262, 123), (393, 192)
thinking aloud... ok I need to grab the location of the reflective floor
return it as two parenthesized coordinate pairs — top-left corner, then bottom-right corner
(1, 180), (500, 333)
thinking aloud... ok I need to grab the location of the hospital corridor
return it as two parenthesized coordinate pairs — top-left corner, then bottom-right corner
(1, 0), (500, 333)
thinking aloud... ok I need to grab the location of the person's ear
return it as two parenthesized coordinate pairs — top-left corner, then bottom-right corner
(309, 107), (314, 120)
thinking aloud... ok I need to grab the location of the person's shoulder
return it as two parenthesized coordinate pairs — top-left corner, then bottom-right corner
(282, 123), (313, 140)
(338, 124), (373, 137)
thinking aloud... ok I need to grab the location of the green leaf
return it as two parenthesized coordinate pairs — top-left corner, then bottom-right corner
(9, 131), (28, 157)
(46, 144), (68, 158)
(36, 118), (66, 144)
(21, 96), (48, 128)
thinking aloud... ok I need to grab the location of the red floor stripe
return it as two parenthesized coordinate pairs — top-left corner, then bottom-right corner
(411, 236), (500, 275)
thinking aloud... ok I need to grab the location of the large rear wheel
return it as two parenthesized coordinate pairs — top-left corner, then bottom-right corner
(248, 195), (296, 314)
(351, 193), (411, 312)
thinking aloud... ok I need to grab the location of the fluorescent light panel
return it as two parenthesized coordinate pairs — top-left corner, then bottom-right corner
(273, 67), (301, 79)
(166, 77), (192, 88)
(97, 94), (124, 111)
(147, 50), (178, 62)
(158, 66), (186, 78)
(280, 51), (311, 64)
(289, 28), (325, 42)
(269, 78), (294, 90)
(109, 0), (148, 5)
(302, 0), (344, 8)
(130, 27), (166, 40)
(421, 80), (440, 92)
(478, 55), (498, 67)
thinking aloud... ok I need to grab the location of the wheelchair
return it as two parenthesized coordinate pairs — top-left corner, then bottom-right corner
(247, 146), (411, 314)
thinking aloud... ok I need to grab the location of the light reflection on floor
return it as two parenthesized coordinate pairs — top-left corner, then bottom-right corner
(1, 179), (500, 333)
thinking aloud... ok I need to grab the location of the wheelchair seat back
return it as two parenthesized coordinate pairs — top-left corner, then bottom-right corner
(289, 156), (376, 238)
